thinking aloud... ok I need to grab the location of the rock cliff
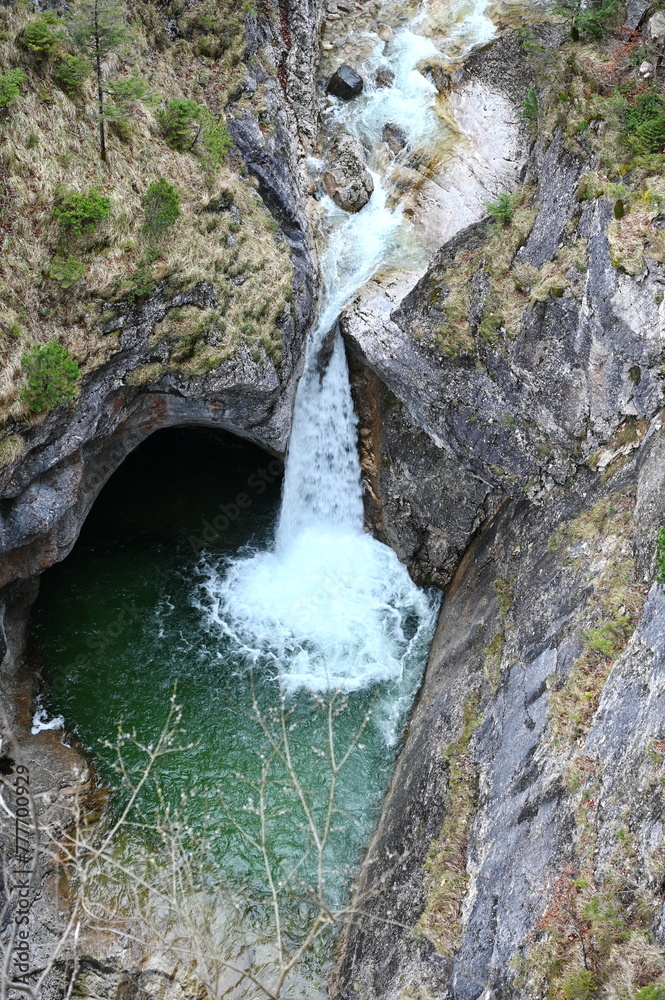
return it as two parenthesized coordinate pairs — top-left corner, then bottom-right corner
(0, 1), (321, 993)
(0, 0), (320, 676)
(334, 18), (665, 1000)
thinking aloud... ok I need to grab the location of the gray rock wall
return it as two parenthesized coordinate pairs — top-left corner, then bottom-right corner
(345, 165), (663, 586)
(336, 28), (665, 997)
(333, 441), (665, 999)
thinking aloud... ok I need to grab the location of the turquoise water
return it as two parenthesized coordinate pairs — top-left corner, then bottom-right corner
(33, 427), (438, 995)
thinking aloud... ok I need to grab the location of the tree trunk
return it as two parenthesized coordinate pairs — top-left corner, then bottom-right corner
(97, 50), (106, 161)
(94, 0), (106, 161)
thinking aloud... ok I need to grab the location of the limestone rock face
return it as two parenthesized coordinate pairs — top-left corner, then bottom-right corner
(648, 10), (665, 42)
(333, 448), (665, 1000)
(322, 133), (374, 212)
(334, 27), (665, 1000)
(342, 129), (664, 584)
(326, 63), (364, 99)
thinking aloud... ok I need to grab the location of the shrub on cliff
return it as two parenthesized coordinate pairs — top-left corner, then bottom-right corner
(105, 73), (156, 139)
(0, 68), (28, 110)
(554, 0), (619, 39)
(21, 342), (80, 413)
(635, 986), (665, 1000)
(52, 188), (111, 234)
(485, 191), (520, 227)
(559, 969), (597, 1000)
(20, 13), (60, 56)
(158, 99), (202, 149)
(53, 54), (90, 96)
(625, 93), (665, 154)
(143, 178), (180, 238)
(578, 0), (619, 37)
(158, 98), (232, 166)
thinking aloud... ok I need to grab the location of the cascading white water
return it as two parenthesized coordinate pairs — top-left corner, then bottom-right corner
(275, 170), (405, 544)
(275, 326), (364, 544)
(200, 0), (498, 710)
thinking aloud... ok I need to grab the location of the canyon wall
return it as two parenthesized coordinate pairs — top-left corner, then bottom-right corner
(335, 21), (665, 1000)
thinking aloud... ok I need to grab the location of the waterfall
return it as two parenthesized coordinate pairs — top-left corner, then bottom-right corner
(275, 324), (364, 547)
(197, 7), (504, 705)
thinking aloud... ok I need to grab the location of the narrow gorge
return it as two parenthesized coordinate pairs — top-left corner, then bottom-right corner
(0, 0), (664, 996)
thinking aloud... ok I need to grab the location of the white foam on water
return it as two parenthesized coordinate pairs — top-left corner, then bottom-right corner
(445, 0), (496, 52)
(31, 697), (65, 735)
(199, 528), (436, 698)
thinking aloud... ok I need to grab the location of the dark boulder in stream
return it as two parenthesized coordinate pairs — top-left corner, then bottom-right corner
(326, 64), (364, 99)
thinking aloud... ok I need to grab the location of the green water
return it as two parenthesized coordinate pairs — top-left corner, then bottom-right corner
(33, 428), (434, 995)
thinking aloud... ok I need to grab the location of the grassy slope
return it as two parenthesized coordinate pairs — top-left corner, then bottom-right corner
(0, 0), (293, 438)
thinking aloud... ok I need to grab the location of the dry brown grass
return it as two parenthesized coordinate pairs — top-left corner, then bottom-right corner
(428, 186), (538, 357)
(0, 1), (293, 431)
(414, 692), (481, 956)
(548, 492), (646, 751)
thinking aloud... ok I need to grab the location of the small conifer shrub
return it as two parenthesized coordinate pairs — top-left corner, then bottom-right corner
(53, 55), (89, 96)
(0, 69), (28, 110)
(21, 15), (59, 56)
(143, 178), (180, 238)
(52, 189), (111, 234)
(21, 342), (80, 413)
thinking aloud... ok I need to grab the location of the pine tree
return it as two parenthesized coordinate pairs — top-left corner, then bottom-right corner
(66, 0), (130, 160)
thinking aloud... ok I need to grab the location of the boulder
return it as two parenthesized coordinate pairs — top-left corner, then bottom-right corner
(326, 64), (364, 100)
(322, 133), (374, 212)
(375, 66), (395, 88)
(648, 10), (665, 43)
(382, 122), (408, 154)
